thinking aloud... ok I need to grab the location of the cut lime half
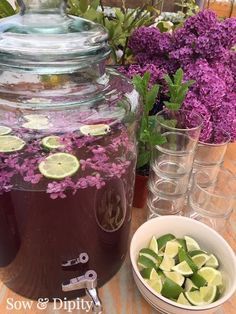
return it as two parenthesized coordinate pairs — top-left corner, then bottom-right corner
(0, 126), (12, 136)
(42, 136), (64, 149)
(146, 277), (163, 293)
(80, 124), (111, 136)
(177, 292), (191, 305)
(200, 285), (218, 304)
(163, 271), (185, 286)
(171, 261), (193, 276)
(184, 236), (200, 252)
(185, 290), (205, 306)
(205, 254), (219, 268)
(0, 135), (25, 153)
(38, 153), (80, 179)
(149, 236), (158, 254)
(198, 267), (223, 286)
(192, 254), (210, 269)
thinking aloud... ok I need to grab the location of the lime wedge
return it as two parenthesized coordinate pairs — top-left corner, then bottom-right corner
(205, 254), (219, 269)
(177, 292), (191, 305)
(80, 124), (111, 136)
(139, 248), (159, 264)
(159, 255), (175, 271)
(38, 153), (80, 179)
(146, 277), (163, 293)
(0, 126), (12, 136)
(0, 135), (25, 153)
(184, 278), (198, 292)
(172, 261), (193, 276)
(42, 136), (64, 149)
(177, 238), (187, 251)
(138, 255), (156, 269)
(184, 236), (200, 252)
(189, 250), (207, 257)
(161, 277), (184, 299)
(157, 234), (175, 251)
(163, 271), (185, 286)
(164, 240), (181, 258)
(198, 267), (223, 286)
(192, 254), (210, 269)
(200, 285), (218, 304)
(190, 273), (207, 288)
(140, 268), (154, 279)
(178, 247), (198, 272)
(149, 236), (158, 254)
(185, 290), (205, 306)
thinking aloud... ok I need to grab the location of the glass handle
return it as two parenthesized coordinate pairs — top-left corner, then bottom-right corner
(17, 0), (67, 15)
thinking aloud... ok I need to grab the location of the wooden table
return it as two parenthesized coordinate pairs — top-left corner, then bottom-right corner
(0, 145), (235, 314)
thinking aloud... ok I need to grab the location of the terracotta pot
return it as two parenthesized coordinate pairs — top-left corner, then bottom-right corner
(133, 174), (148, 208)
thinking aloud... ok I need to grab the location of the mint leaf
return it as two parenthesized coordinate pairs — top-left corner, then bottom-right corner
(145, 84), (159, 113)
(174, 68), (184, 85)
(133, 75), (146, 98)
(164, 101), (181, 111)
(149, 133), (167, 145)
(137, 151), (151, 168)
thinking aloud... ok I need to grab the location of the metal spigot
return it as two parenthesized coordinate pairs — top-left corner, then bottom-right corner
(62, 270), (102, 313)
(62, 253), (89, 267)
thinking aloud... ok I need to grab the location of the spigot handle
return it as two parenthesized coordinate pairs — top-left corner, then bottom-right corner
(86, 288), (103, 314)
(62, 270), (97, 292)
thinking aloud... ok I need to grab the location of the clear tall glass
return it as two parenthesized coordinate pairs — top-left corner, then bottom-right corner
(147, 109), (202, 218)
(187, 168), (236, 232)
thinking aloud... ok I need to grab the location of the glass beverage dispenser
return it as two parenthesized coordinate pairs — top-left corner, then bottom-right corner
(0, 0), (140, 307)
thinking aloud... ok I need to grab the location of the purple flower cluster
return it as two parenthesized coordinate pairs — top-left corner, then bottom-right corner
(124, 10), (236, 143)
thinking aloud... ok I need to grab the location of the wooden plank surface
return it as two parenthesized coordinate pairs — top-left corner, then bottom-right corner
(0, 144), (235, 314)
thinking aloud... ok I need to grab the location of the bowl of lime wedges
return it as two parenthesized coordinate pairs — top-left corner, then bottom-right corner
(130, 216), (236, 314)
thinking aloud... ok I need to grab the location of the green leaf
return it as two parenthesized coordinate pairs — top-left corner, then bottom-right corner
(173, 68), (184, 85)
(149, 133), (167, 146)
(90, 0), (99, 9)
(137, 151), (151, 168)
(79, 0), (88, 13)
(164, 101), (181, 111)
(164, 74), (173, 86)
(0, 0), (15, 18)
(133, 75), (146, 98)
(145, 84), (160, 113)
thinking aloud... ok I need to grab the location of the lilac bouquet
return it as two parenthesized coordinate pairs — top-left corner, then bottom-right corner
(120, 10), (236, 144)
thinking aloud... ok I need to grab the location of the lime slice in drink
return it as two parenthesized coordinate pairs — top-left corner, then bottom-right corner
(184, 236), (200, 252)
(164, 240), (181, 258)
(178, 247), (198, 272)
(185, 290), (205, 306)
(139, 248), (159, 264)
(163, 271), (185, 286)
(42, 136), (64, 149)
(24, 114), (48, 122)
(190, 273), (207, 288)
(172, 261), (193, 276)
(0, 126), (12, 136)
(80, 124), (111, 136)
(149, 236), (158, 254)
(200, 285), (218, 304)
(146, 277), (163, 293)
(157, 234), (175, 251)
(138, 256), (156, 269)
(161, 277), (184, 299)
(23, 119), (51, 130)
(38, 153), (80, 179)
(189, 250), (207, 257)
(159, 255), (175, 271)
(205, 254), (219, 269)
(198, 267), (223, 286)
(192, 254), (210, 269)
(185, 278), (198, 292)
(0, 135), (25, 153)
(177, 293), (191, 305)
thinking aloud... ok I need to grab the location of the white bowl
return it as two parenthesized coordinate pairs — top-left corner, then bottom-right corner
(130, 216), (236, 314)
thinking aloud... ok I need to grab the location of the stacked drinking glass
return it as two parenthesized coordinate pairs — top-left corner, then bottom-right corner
(147, 109), (202, 218)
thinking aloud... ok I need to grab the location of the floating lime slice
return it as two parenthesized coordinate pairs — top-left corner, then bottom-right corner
(0, 135), (25, 153)
(184, 236), (200, 252)
(0, 126), (12, 136)
(192, 254), (210, 269)
(177, 292), (191, 305)
(157, 234), (175, 251)
(24, 114), (48, 122)
(159, 255), (175, 272)
(23, 119), (51, 130)
(198, 267), (223, 286)
(184, 278), (198, 292)
(80, 124), (111, 136)
(38, 153), (80, 179)
(200, 285), (218, 304)
(205, 254), (219, 269)
(42, 136), (64, 149)
(161, 277), (184, 299)
(163, 271), (185, 286)
(172, 261), (193, 276)
(149, 236), (158, 254)
(164, 240), (181, 258)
